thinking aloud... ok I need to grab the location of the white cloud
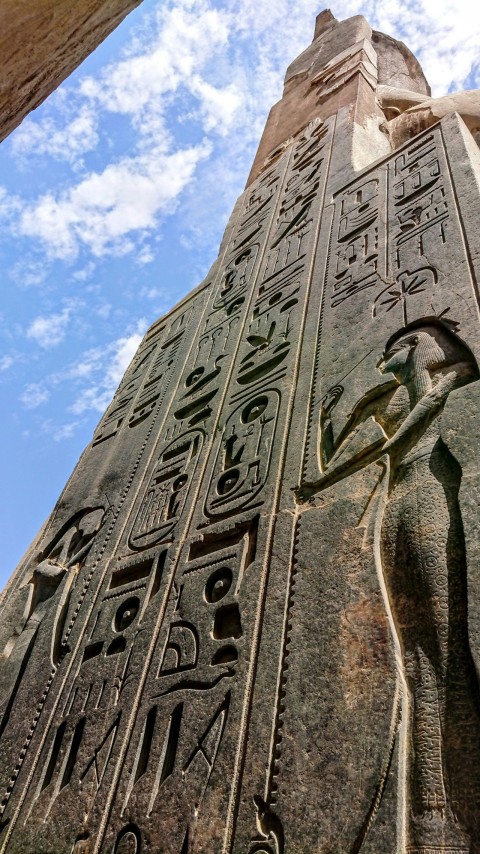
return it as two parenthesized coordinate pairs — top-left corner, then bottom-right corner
(95, 303), (111, 319)
(51, 421), (80, 441)
(187, 77), (244, 133)
(79, 1), (231, 121)
(20, 383), (50, 409)
(136, 246), (155, 265)
(9, 259), (49, 288)
(139, 285), (162, 299)
(11, 105), (99, 166)
(69, 320), (148, 415)
(1, 1), (247, 262)
(26, 303), (76, 348)
(108, 326), (147, 387)
(0, 186), (22, 219)
(69, 359), (96, 378)
(72, 262), (96, 282)
(18, 143), (211, 260)
(14, 320), (149, 439)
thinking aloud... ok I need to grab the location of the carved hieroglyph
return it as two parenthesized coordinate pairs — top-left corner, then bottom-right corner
(3, 10), (480, 854)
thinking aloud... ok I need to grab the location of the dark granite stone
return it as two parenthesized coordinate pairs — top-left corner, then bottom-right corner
(2, 10), (480, 853)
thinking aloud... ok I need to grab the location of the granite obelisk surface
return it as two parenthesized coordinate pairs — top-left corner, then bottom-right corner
(2, 10), (480, 853)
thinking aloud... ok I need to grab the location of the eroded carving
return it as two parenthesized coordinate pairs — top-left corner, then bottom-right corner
(0, 508), (106, 736)
(129, 431), (203, 549)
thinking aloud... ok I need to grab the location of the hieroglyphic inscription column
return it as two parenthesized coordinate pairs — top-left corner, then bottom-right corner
(97, 116), (332, 854)
(0, 141), (290, 850)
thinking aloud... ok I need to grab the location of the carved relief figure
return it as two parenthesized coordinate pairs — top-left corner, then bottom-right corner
(299, 318), (480, 850)
(0, 508), (106, 737)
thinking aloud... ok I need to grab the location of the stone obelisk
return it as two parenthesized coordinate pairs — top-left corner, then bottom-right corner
(2, 10), (480, 853)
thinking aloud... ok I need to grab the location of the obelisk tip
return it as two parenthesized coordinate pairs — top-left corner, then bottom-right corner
(313, 9), (336, 40)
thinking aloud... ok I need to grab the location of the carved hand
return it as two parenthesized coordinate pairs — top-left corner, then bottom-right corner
(320, 385), (343, 416)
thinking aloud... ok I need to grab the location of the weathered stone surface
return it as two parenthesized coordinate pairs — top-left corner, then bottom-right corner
(386, 87), (480, 147)
(2, 8), (480, 853)
(247, 10), (430, 184)
(0, 0), (143, 143)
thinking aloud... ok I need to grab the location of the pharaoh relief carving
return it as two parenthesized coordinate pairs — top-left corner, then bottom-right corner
(298, 318), (480, 851)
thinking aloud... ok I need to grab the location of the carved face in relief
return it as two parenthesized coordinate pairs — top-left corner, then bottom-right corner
(378, 320), (471, 382)
(379, 332), (418, 377)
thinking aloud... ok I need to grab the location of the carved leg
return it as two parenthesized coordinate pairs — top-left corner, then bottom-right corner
(404, 645), (446, 816)
(380, 457), (474, 851)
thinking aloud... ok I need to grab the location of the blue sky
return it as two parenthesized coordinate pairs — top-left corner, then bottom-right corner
(1, 0), (480, 586)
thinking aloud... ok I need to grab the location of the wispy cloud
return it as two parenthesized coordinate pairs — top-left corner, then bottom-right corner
(9, 259), (50, 288)
(106, 324), (148, 388)
(11, 105), (99, 167)
(26, 303), (77, 348)
(187, 77), (244, 134)
(65, 320), (148, 415)
(41, 419), (81, 442)
(20, 382), (50, 409)
(0, 186), (22, 219)
(16, 319), (148, 428)
(71, 262), (96, 282)
(79, 0), (232, 127)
